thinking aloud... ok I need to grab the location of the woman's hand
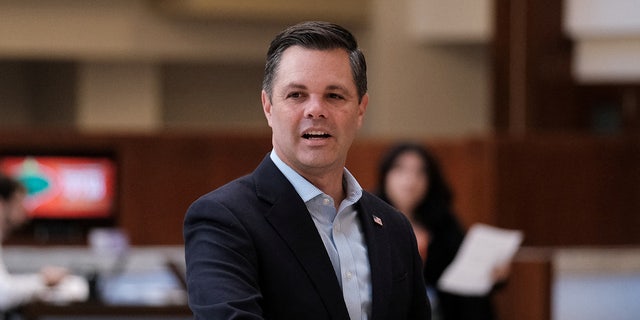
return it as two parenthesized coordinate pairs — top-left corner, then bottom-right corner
(491, 262), (511, 283)
(40, 266), (69, 287)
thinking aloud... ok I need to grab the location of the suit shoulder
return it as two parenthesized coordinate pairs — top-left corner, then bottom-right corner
(360, 191), (409, 224)
(190, 174), (255, 207)
(361, 191), (393, 208)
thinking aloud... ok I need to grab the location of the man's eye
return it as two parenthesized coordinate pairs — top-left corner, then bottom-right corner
(328, 93), (345, 100)
(287, 92), (302, 99)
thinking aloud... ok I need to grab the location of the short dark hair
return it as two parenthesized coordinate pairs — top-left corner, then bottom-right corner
(262, 21), (367, 103)
(0, 173), (24, 201)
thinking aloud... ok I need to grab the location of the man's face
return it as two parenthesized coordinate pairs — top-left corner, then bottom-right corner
(262, 46), (368, 179)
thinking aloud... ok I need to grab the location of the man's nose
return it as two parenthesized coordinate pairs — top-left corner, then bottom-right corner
(305, 97), (327, 119)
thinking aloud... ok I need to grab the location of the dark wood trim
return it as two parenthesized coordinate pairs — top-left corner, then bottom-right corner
(22, 302), (191, 320)
(493, 0), (577, 133)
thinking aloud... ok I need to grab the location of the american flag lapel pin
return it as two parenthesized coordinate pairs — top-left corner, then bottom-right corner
(373, 215), (383, 227)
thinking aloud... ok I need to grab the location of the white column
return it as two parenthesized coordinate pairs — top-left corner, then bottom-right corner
(77, 62), (161, 131)
(565, 0), (640, 82)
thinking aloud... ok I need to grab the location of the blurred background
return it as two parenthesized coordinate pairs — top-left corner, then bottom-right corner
(0, 0), (639, 319)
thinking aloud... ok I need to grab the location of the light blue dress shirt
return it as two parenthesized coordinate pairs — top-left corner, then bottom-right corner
(270, 151), (372, 320)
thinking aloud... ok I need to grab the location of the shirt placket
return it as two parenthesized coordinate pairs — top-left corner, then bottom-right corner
(332, 208), (362, 320)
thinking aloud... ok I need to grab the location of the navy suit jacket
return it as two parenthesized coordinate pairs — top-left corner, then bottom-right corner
(184, 155), (430, 320)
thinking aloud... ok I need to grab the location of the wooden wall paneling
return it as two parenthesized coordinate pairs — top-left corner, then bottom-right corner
(117, 133), (272, 245)
(345, 138), (393, 192)
(492, 0), (512, 132)
(429, 138), (498, 229)
(493, 0), (526, 133)
(118, 134), (212, 245)
(492, 0), (578, 133)
(494, 135), (640, 246)
(525, 0), (577, 130)
(205, 134), (273, 188)
(494, 248), (553, 320)
(3, 131), (640, 247)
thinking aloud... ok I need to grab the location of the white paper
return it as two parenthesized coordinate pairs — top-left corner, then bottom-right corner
(437, 223), (523, 296)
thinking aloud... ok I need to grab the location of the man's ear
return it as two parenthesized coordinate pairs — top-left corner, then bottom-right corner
(356, 93), (369, 129)
(261, 90), (273, 127)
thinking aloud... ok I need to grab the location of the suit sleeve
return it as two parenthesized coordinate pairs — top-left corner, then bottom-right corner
(184, 197), (264, 320)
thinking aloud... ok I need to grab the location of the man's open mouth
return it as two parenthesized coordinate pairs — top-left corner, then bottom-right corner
(302, 131), (331, 139)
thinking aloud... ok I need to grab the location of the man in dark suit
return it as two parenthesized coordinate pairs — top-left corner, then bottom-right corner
(184, 21), (431, 320)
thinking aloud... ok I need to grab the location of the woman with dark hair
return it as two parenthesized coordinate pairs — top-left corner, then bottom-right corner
(376, 142), (496, 320)
(0, 173), (70, 312)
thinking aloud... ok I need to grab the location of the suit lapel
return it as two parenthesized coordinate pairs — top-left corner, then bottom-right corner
(357, 194), (393, 320)
(253, 156), (350, 319)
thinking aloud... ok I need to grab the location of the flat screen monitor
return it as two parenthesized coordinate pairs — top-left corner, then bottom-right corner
(0, 155), (117, 219)
(0, 153), (118, 243)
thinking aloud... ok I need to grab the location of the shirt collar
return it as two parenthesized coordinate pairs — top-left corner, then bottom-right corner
(270, 150), (363, 205)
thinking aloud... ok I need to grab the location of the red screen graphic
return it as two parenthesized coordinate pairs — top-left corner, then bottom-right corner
(0, 156), (116, 219)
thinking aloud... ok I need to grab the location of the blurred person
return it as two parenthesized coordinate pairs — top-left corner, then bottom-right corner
(376, 143), (507, 320)
(0, 173), (69, 312)
(184, 21), (430, 320)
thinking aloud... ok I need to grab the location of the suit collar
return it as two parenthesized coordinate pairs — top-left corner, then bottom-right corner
(253, 156), (395, 320)
(253, 156), (351, 319)
(357, 194), (394, 320)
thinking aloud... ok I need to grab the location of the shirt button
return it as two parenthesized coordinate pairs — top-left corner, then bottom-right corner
(345, 271), (353, 280)
(323, 198), (331, 205)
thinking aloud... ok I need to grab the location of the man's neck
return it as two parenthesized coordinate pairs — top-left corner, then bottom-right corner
(304, 170), (346, 209)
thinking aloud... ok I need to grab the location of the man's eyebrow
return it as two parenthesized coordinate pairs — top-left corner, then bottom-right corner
(282, 83), (307, 90)
(326, 84), (349, 92)
(280, 83), (352, 96)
